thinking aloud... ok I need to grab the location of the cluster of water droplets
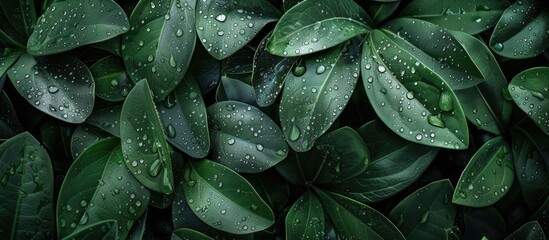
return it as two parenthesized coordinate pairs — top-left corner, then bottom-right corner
(509, 72), (549, 134)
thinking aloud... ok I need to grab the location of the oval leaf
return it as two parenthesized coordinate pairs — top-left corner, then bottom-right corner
(286, 191), (325, 240)
(123, 0), (196, 100)
(267, 0), (372, 57)
(90, 56), (134, 102)
(453, 136), (514, 207)
(61, 219), (118, 240)
(208, 101), (288, 173)
(0, 49), (23, 79)
(183, 159), (275, 234)
(70, 124), (110, 160)
(280, 38), (361, 152)
(0, 132), (54, 239)
(121, 80), (174, 194)
(87, 105), (122, 137)
(28, 0), (129, 56)
(8, 53), (95, 123)
(505, 221), (546, 240)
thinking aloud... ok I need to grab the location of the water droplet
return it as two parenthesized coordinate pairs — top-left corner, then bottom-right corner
(110, 79), (119, 87)
(289, 125), (301, 141)
(215, 14), (227, 22)
(167, 124), (176, 138)
(428, 115), (445, 128)
(415, 134), (423, 141)
(256, 144), (264, 151)
(48, 86), (59, 93)
(176, 29), (183, 37)
(493, 43), (504, 52)
(228, 138), (235, 145)
(293, 66), (306, 76)
(160, 168), (173, 193)
(377, 65), (386, 73)
(217, 30), (225, 36)
(406, 91), (415, 100)
(169, 55), (176, 68)
(79, 213), (89, 225)
(316, 65), (326, 74)
(439, 91), (454, 111)
(420, 211), (429, 224)
(531, 91), (545, 100)
(80, 200), (87, 208)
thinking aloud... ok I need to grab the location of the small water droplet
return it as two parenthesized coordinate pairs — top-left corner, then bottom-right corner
(316, 65), (325, 74)
(493, 43), (504, 52)
(215, 14), (227, 22)
(228, 138), (235, 145)
(377, 65), (386, 73)
(48, 86), (59, 93)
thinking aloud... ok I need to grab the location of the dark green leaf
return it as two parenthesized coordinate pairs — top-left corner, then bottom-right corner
(8, 53), (95, 123)
(282, 0), (302, 12)
(172, 228), (213, 240)
(508, 67), (549, 135)
(463, 207), (506, 239)
(315, 189), (405, 240)
(216, 76), (257, 106)
(245, 169), (290, 212)
(505, 221), (546, 240)
(490, 0), (549, 59)
(173, 176), (209, 232)
(183, 159), (275, 234)
(61, 219), (118, 240)
(123, 0), (196, 100)
(222, 46), (255, 75)
(285, 191), (325, 240)
(365, 0), (400, 24)
(70, 124), (110, 160)
(0, 0), (37, 37)
(39, 119), (72, 158)
(90, 56), (133, 102)
(280, 38), (361, 152)
(0, 14), (28, 48)
(400, 0), (509, 35)
(362, 29), (469, 149)
(120, 80), (174, 194)
(0, 49), (24, 81)
(190, 44), (221, 94)
(156, 74), (209, 158)
(28, 0), (130, 55)
(453, 136), (514, 207)
(196, 0), (280, 60)
(0, 91), (24, 139)
(127, 211), (148, 240)
(389, 179), (456, 239)
(87, 105), (122, 137)
(91, 37), (122, 56)
(267, 0), (372, 57)
(0, 132), (54, 239)
(207, 101), (288, 173)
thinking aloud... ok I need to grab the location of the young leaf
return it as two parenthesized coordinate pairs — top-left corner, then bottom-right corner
(196, 0), (281, 60)
(286, 191), (325, 240)
(267, 0), (372, 57)
(207, 101), (288, 173)
(61, 219), (118, 240)
(57, 138), (150, 239)
(490, 0), (549, 59)
(0, 0), (37, 37)
(0, 91), (24, 139)
(70, 124), (110, 160)
(362, 30), (469, 149)
(400, 0), (509, 35)
(120, 80), (174, 194)
(183, 159), (275, 234)
(389, 179), (457, 239)
(8, 53), (95, 124)
(504, 221), (546, 240)
(90, 56), (134, 102)
(173, 228), (214, 240)
(315, 189), (405, 240)
(156, 74), (210, 158)
(27, 0), (130, 56)
(123, 0), (196, 100)
(508, 67), (549, 135)
(453, 136), (514, 207)
(280, 38), (361, 152)
(0, 132), (54, 239)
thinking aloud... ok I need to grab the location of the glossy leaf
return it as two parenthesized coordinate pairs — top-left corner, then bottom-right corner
(172, 228), (213, 240)
(389, 179), (457, 239)
(0, 49), (23, 78)
(207, 101), (288, 173)
(508, 67), (549, 135)
(505, 221), (546, 240)
(0, 0), (37, 37)
(315, 189), (405, 240)
(90, 56), (133, 102)
(216, 76), (257, 106)
(362, 29), (469, 149)
(0, 91), (24, 139)
(156, 74), (209, 158)
(8, 53), (95, 123)
(267, 0), (372, 57)
(57, 138), (150, 239)
(400, 0), (509, 35)
(27, 0), (130, 55)
(70, 124), (110, 160)
(182, 159), (275, 234)
(489, 0), (549, 59)
(120, 80), (174, 194)
(122, 0), (196, 100)
(280, 38), (361, 152)
(87, 105), (122, 137)
(286, 191), (325, 240)
(196, 0), (280, 60)
(61, 219), (118, 240)
(0, 132), (54, 239)
(326, 120), (438, 203)
(453, 136), (514, 207)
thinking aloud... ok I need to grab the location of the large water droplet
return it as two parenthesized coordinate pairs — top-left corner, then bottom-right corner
(493, 43), (504, 52)
(48, 86), (59, 93)
(439, 91), (454, 111)
(428, 115), (445, 128)
(167, 124), (176, 138)
(316, 65), (326, 74)
(149, 159), (161, 177)
(289, 125), (301, 141)
(169, 55), (176, 68)
(215, 14), (227, 22)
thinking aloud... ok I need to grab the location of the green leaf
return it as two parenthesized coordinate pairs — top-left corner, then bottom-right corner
(91, 37), (122, 57)
(362, 29), (469, 149)
(27, 0), (130, 56)
(452, 136), (514, 207)
(207, 101), (288, 173)
(216, 76), (257, 106)
(127, 211), (148, 240)
(282, 0), (302, 12)
(120, 80), (174, 194)
(245, 170), (290, 213)
(400, 0), (509, 35)
(122, 0), (196, 100)
(61, 219), (118, 240)
(0, 13), (28, 48)
(90, 56), (134, 102)
(70, 124), (110, 160)
(505, 221), (546, 240)
(508, 67), (549, 135)
(389, 179), (456, 239)
(464, 207), (506, 239)
(57, 138), (150, 239)
(326, 120), (438, 203)
(222, 46), (255, 75)
(0, 132), (54, 239)
(489, 0), (549, 59)
(365, 0), (400, 24)
(451, 31), (512, 134)
(196, 0), (280, 60)
(183, 159), (275, 234)
(286, 191), (325, 240)
(8, 53), (95, 123)
(0, 91), (24, 139)
(40, 119), (72, 158)
(156, 74), (209, 158)
(87, 105), (122, 137)
(267, 0), (371, 57)
(280, 38), (361, 152)
(252, 31), (296, 107)
(0, 50), (24, 82)
(0, 0), (37, 37)
(173, 176), (210, 232)
(315, 189), (405, 240)
(172, 228), (214, 240)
